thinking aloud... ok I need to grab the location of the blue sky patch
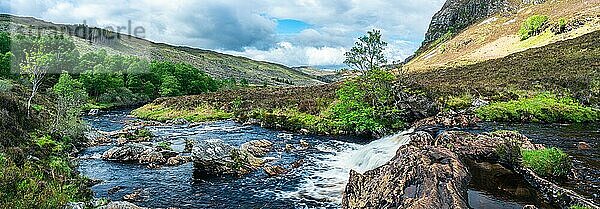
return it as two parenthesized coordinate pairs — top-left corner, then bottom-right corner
(276, 19), (311, 35)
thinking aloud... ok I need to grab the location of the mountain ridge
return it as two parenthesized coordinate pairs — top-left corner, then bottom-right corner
(0, 14), (324, 86)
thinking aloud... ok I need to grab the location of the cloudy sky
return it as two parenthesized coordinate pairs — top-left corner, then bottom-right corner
(0, 0), (445, 67)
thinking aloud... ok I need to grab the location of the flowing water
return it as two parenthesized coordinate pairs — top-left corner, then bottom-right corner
(78, 110), (598, 208)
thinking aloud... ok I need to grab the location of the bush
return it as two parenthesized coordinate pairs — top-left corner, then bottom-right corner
(476, 93), (600, 123)
(0, 79), (12, 93)
(558, 18), (567, 33)
(521, 148), (571, 177)
(329, 70), (404, 134)
(519, 15), (549, 40)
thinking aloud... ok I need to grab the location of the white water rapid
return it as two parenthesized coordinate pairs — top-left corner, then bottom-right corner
(282, 129), (414, 205)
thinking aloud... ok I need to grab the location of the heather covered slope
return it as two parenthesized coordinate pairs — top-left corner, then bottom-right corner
(0, 14), (324, 86)
(405, 0), (600, 72)
(408, 29), (600, 106)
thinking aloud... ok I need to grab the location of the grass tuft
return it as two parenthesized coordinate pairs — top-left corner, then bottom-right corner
(521, 147), (571, 177)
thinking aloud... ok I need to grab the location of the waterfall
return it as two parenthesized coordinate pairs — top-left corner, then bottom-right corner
(282, 129), (414, 204)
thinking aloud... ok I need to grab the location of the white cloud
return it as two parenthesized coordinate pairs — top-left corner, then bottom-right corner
(226, 42), (346, 67)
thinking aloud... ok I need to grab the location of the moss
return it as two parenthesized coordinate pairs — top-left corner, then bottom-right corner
(476, 93), (600, 123)
(521, 148), (571, 177)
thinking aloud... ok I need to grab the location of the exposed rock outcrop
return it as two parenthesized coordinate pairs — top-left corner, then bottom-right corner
(343, 145), (470, 208)
(192, 139), (265, 178)
(342, 115), (599, 209)
(420, 0), (546, 51)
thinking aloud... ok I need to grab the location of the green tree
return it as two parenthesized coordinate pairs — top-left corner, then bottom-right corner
(344, 29), (388, 72)
(0, 32), (11, 54)
(159, 75), (181, 97)
(52, 72), (88, 138)
(0, 52), (13, 78)
(20, 49), (52, 115)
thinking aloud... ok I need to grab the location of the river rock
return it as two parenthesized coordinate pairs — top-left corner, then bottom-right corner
(85, 130), (112, 146)
(577, 142), (591, 150)
(240, 139), (273, 157)
(63, 202), (85, 209)
(299, 139), (310, 148)
(263, 165), (287, 176)
(88, 109), (99, 116)
(103, 143), (151, 162)
(342, 145), (470, 209)
(342, 128), (537, 209)
(102, 143), (168, 165)
(411, 112), (481, 131)
(192, 139), (265, 178)
(284, 144), (295, 152)
(98, 201), (145, 209)
(138, 149), (166, 164)
(165, 155), (192, 166)
(123, 189), (146, 202)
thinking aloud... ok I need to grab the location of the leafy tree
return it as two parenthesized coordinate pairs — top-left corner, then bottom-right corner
(331, 70), (402, 134)
(0, 32), (11, 54)
(79, 64), (125, 97)
(344, 29), (388, 72)
(159, 75), (181, 97)
(20, 49), (52, 116)
(52, 72), (88, 138)
(0, 52), (13, 78)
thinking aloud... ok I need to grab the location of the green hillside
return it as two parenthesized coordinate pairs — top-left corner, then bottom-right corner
(0, 14), (323, 86)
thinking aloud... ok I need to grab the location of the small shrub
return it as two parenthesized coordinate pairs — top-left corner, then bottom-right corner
(522, 148), (571, 177)
(31, 104), (44, 112)
(519, 15), (549, 40)
(558, 18), (567, 33)
(0, 79), (12, 92)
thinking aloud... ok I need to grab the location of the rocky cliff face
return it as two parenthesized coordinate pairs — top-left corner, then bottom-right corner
(423, 0), (517, 47)
(421, 0), (546, 48)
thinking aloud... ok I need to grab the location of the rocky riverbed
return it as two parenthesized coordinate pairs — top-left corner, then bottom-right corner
(78, 109), (599, 208)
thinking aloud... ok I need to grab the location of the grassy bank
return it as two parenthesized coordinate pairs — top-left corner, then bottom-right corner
(476, 93), (600, 123)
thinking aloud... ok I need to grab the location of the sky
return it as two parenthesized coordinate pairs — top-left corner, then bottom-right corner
(0, 0), (446, 68)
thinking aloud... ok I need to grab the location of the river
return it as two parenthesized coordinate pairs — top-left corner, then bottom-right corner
(78, 109), (598, 208)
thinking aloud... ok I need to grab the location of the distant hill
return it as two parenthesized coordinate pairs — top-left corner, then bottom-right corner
(404, 0), (600, 72)
(0, 14), (325, 86)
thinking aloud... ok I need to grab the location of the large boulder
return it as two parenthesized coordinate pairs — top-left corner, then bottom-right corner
(102, 143), (166, 164)
(342, 145), (470, 209)
(240, 139), (273, 157)
(192, 139), (264, 178)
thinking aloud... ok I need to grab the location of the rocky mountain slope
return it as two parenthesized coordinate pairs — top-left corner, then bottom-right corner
(0, 14), (324, 86)
(405, 0), (600, 71)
